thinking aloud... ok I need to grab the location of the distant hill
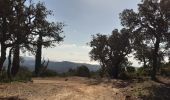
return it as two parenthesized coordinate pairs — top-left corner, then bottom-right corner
(4, 57), (100, 73)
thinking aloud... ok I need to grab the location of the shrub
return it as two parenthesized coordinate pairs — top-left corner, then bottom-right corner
(119, 72), (130, 80)
(40, 69), (58, 77)
(76, 65), (90, 77)
(136, 67), (150, 76)
(126, 66), (136, 73)
(160, 67), (170, 76)
(90, 70), (100, 78)
(0, 66), (32, 82)
(14, 67), (32, 82)
(67, 68), (77, 76)
(0, 67), (9, 82)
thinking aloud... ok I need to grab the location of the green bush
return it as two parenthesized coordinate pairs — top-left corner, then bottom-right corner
(40, 69), (58, 77)
(14, 67), (32, 82)
(76, 65), (90, 77)
(67, 68), (77, 76)
(0, 67), (9, 82)
(0, 66), (32, 82)
(90, 70), (100, 78)
(62, 65), (91, 77)
(136, 67), (150, 76)
(119, 72), (130, 80)
(126, 66), (136, 73)
(160, 67), (170, 76)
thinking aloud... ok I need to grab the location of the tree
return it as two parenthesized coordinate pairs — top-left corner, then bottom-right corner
(89, 34), (109, 77)
(133, 40), (152, 68)
(76, 65), (90, 77)
(120, 0), (170, 80)
(33, 2), (64, 76)
(0, 0), (64, 79)
(107, 29), (132, 78)
(9, 0), (35, 77)
(0, 0), (14, 71)
(89, 28), (132, 78)
(0, 0), (38, 78)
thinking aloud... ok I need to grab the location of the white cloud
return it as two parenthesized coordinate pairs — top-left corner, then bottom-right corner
(42, 43), (97, 64)
(58, 44), (77, 48)
(41, 43), (141, 66)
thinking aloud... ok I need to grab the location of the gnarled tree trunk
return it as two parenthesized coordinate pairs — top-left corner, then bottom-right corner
(7, 48), (13, 81)
(0, 44), (6, 71)
(35, 35), (42, 77)
(151, 38), (160, 80)
(0, 17), (7, 71)
(11, 45), (20, 76)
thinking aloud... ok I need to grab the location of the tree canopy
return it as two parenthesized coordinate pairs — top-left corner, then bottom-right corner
(89, 28), (132, 78)
(0, 0), (64, 79)
(120, 0), (170, 80)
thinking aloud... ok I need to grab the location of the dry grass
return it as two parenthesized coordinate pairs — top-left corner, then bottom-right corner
(0, 77), (125, 100)
(0, 76), (169, 100)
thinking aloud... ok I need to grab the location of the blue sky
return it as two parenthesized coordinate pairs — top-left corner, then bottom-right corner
(28, 0), (140, 66)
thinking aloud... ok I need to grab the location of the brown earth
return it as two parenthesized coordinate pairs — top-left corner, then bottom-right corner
(0, 77), (126, 100)
(1, 76), (169, 100)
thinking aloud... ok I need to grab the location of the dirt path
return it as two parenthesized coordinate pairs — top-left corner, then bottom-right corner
(0, 77), (125, 100)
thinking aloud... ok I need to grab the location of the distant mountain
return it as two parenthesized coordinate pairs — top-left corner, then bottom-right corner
(8, 57), (100, 73)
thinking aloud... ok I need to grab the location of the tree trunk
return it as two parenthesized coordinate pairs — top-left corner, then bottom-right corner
(35, 35), (42, 77)
(0, 44), (6, 71)
(100, 61), (106, 77)
(151, 38), (160, 80)
(0, 17), (7, 71)
(143, 56), (147, 68)
(7, 48), (13, 81)
(113, 64), (119, 79)
(11, 45), (20, 76)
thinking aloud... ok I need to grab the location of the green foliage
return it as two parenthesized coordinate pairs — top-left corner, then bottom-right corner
(14, 67), (32, 82)
(89, 29), (132, 78)
(160, 63), (170, 76)
(76, 65), (90, 77)
(34, 2), (64, 76)
(120, 0), (170, 79)
(63, 65), (91, 77)
(62, 67), (102, 79)
(0, 67), (9, 82)
(67, 68), (77, 76)
(126, 67), (136, 73)
(90, 70), (101, 78)
(39, 69), (58, 77)
(118, 67), (135, 80)
(119, 72), (130, 80)
(136, 67), (150, 76)
(0, 66), (32, 83)
(0, 0), (64, 78)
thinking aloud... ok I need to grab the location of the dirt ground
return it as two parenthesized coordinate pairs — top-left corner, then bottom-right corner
(0, 77), (126, 100)
(1, 76), (169, 100)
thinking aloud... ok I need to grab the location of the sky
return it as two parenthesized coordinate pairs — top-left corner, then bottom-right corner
(26, 0), (141, 66)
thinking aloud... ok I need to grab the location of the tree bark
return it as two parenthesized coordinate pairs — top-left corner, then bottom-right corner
(0, 17), (7, 71)
(7, 48), (13, 81)
(0, 44), (6, 71)
(113, 66), (119, 79)
(151, 38), (160, 80)
(11, 45), (20, 76)
(143, 56), (147, 68)
(35, 34), (42, 77)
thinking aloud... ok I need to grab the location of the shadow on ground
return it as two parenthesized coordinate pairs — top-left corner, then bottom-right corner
(140, 79), (170, 100)
(0, 96), (26, 100)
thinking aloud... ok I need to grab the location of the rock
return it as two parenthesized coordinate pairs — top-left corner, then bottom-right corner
(65, 79), (68, 81)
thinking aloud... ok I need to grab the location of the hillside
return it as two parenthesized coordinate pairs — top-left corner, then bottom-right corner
(4, 57), (100, 73)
